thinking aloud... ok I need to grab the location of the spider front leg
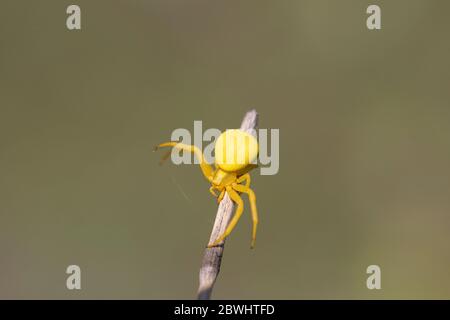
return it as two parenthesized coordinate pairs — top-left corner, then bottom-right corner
(154, 142), (214, 181)
(208, 186), (244, 248)
(232, 183), (258, 249)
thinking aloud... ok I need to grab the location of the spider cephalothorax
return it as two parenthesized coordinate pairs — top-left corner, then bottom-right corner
(155, 129), (259, 248)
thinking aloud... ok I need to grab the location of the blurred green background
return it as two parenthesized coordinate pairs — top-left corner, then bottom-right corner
(1, 0), (450, 299)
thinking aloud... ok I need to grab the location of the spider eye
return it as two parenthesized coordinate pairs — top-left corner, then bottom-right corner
(214, 129), (258, 172)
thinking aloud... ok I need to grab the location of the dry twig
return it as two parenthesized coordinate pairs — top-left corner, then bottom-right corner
(197, 110), (258, 300)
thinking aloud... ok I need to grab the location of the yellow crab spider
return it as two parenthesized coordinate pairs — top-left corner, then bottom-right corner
(154, 129), (259, 248)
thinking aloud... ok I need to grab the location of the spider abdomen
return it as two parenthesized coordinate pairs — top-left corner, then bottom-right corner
(214, 129), (258, 172)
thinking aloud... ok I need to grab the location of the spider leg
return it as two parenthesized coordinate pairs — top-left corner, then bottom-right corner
(154, 142), (214, 181)
(217, 189), (225, 204)
(232, 183), (258, 249)
(209, 186), (218, 198)
(236, 173), (251, 188)
(210, 186), (226, 204)
(208, 186), (244, 247)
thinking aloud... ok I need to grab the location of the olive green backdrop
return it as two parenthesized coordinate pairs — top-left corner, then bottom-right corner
(1, 0), (450, 299)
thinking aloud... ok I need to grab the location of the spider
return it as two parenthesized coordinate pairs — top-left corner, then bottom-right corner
(154, 129), (259, 248)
